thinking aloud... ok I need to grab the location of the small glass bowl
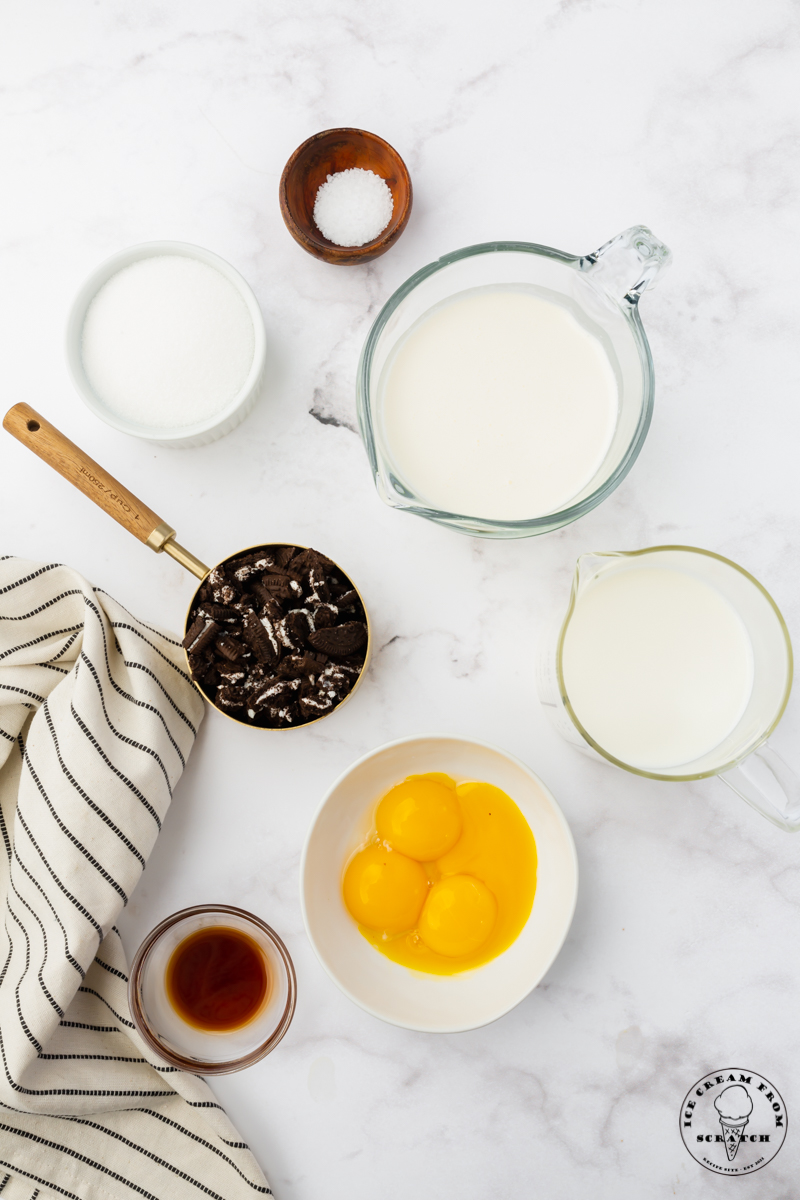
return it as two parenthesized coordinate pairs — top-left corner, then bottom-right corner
(128, 905), (296, 1074)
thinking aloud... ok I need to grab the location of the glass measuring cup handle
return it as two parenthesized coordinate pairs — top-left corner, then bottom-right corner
(581, 225), (672, 305)
(720, 743), (800, 832)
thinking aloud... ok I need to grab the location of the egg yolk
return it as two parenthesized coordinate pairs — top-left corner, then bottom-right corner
(343, 774), (537, 976)
(376, 776), (462, 860)
(418, 874), (497, 956)
(342, 844), (427, 933)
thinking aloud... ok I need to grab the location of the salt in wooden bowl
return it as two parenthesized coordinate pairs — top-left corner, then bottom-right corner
(279, 128), (413, 266)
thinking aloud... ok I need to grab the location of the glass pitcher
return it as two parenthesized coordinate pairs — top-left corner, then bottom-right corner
(357, 225), (671, 538)
(536, 546), (800, 831)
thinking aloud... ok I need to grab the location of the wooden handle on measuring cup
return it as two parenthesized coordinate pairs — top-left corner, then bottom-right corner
(3, 403), (176, 551)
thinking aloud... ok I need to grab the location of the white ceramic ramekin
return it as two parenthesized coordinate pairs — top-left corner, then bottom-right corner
(300, 734), (579, 1033)
(65, 240), (267, 448)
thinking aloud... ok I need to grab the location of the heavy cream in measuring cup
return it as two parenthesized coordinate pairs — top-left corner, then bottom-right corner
(561, 567), (754, 770)
(379, 287), (618, 521)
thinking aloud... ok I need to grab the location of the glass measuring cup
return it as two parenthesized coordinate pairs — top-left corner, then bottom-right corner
(536, 546), (800, 830)
(357, 225), (671, 538)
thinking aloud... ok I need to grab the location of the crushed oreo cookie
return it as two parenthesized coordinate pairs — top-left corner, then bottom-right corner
(183, 545), (368, 728)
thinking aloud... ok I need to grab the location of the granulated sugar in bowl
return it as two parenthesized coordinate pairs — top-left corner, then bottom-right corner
(83, 257), (252, 427)
(66, 241), (267, 448)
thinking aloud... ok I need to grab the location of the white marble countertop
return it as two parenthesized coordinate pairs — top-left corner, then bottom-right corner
(2, 2), (800, 1196)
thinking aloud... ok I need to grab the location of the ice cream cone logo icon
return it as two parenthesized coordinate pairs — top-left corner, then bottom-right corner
(714, 1085), (754, 1162)
(680, 1069), (787, 1175)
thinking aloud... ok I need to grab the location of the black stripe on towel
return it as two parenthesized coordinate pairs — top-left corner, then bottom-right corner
(85, 596), (191, 758)
(5, 905), (43, 1052)
(0, 626), (83, 663)
(38, 1054), (148, 1063)
(22, 749), (129, 905)
(0, 1130), (162, 1200)
(94, 588), (184, 647)
(77, 986), (135, 1029)
(0, 803), (11, 860)
(0, 684), (47, 704)
(12, 848), (84, 977)
(0, 1160), (79, 1200)
(125, 659), (197, 736)
(59, 1021), (121, 1033)
(0, 589), (82, 622)
(14, 807), (103, 937)
(111, 621), (194, 686)
(0, 1021), (170, 1096)
(44, 702), (146, 866)
(140, 1109), (271, 1191)
(0, 564), (62, 596)
(48, 628), (82, 662)
(94, 957), (128, 982)
(0, 916), (14, 991)
(8, 882), (63, 1016)
(29, 1116), (255, 1199)
(69, 701), (162, 831)
(77, 652), (173, 798)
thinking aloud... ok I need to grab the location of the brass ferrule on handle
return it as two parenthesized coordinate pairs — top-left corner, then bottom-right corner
(2, 403), (210, 581)
(145, 521), (208, 582)
(162, 539), (210, 580)
(146, 521), (177, 552)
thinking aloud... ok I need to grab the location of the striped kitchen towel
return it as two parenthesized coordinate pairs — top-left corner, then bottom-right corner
(0, 557), (272, 1200)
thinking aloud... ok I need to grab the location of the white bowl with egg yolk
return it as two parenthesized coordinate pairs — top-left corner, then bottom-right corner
(300, 734), (578, 1032)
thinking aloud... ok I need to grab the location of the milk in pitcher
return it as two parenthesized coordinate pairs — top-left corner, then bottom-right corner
(561, 566), (755, 771)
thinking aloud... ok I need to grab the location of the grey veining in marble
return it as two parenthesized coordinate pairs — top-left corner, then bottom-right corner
(2, 1), (800, 1196)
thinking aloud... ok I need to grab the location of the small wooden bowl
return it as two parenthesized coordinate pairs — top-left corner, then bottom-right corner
(279, 128), (412, 265)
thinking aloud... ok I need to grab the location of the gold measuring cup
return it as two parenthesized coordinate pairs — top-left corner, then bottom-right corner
(3, 403), (371, 727)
